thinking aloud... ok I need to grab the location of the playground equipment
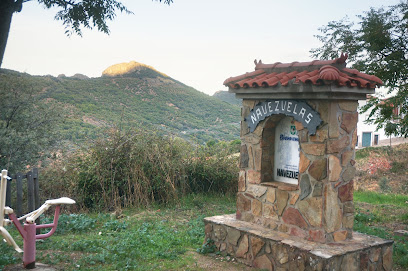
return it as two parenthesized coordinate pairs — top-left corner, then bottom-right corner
(1, 169), (75, 269)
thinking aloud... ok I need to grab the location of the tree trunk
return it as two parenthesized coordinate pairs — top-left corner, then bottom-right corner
(0, 0), (17, 68)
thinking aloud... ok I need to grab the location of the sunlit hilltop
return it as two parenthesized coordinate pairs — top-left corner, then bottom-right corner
(102, 61), (168, 78)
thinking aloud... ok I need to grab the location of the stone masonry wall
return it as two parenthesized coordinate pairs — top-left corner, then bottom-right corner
(237, 99), (359, 243)
(204, 215), (393, 271)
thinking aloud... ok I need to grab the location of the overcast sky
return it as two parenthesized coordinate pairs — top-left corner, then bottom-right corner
(2, 0), (400, 95)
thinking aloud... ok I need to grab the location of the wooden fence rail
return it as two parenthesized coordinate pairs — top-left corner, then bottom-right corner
(5, 168), (40, 218)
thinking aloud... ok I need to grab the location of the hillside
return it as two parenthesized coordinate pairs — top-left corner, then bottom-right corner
(355, 143), (408, 194)
(0, 62), (240, 144)
(212, 90), (242, 106)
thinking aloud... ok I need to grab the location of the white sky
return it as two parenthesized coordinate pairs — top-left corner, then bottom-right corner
(2, 0), (400, 96)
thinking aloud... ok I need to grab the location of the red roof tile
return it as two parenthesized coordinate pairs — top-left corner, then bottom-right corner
(223, 54), (382, 90)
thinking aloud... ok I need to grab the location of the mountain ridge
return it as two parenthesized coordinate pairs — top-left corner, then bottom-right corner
(212, 90), (242, 106)
(0, 63), (240, 145)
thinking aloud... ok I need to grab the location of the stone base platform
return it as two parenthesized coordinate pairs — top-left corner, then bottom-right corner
(204, 214), (393, 271)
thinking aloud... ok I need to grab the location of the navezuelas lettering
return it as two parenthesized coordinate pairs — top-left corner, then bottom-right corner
(245, 99), (322, 135)
(276, 168), (299, 180)
(250, 100), (314, 125)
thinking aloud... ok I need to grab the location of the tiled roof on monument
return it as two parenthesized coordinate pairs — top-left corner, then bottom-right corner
(224, 54), (382, 90)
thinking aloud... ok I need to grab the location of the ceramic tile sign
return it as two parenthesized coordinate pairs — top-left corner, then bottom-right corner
(245, 100), (322, 135)
(274, 116), (299, 184)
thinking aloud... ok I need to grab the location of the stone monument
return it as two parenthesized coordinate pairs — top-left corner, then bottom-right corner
(204, 54), (393, 270)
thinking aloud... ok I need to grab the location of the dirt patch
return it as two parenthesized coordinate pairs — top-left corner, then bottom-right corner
(4, 251), (253, 271)
(4, 263), (56, 271)
(185, 251), (253, 271)
(82, 116), (106, 127)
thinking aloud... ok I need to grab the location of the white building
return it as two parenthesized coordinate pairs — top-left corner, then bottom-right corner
(356, 99), (406, 148)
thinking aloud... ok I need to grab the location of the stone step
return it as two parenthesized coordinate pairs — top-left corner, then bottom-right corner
(204, 214), (394, 271)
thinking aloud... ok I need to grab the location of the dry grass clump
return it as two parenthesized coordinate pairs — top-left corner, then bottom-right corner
(41, 130), (238, 211)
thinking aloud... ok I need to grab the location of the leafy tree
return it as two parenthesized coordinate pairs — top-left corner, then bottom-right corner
(311, 2), (408, 137)
(0, 0), (173, 67)
(0, 71), (64, 172)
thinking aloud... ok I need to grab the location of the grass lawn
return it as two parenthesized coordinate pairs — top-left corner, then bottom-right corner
(1, 191), (407, 270)
(0, 194), (239, 270)
(354, 191), (408, 207)
(354, 191), (408, 269)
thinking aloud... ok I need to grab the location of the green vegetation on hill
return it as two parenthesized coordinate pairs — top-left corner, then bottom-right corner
(0, 69), (65, 172)
(0, 63), (240, 146)
(212, 90), (242, 106)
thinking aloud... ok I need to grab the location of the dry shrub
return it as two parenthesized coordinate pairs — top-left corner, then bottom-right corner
(41, 130), (238, 211)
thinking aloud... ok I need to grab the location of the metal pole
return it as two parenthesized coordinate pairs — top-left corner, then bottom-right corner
(5, 177), (11, 208)
(23, 223), (36, 269)
(0, 170), (8, 228)
(16, 173), (23, 217)
(27, 170), (35, 213)
(33, 168), (41, 233)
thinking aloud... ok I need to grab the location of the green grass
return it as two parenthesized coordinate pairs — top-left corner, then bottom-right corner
(354, 190), (408, 207)
(354, 191), (408, 268)
(2, 191), (407, 269)
(0, 194), (236, 270)
(354, 212), (408, 268)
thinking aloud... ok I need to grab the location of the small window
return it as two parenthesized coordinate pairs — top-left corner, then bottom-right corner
(374, 134), (379, 145)
(356, 136), (359, 147)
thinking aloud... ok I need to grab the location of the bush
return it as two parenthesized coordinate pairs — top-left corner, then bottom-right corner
(390, 161), (406, 173)
(41, 129), (238, 211)
(379, 177), (391, 193)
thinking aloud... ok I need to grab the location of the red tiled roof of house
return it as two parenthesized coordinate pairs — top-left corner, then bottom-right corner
(224, 54), (382, 90)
